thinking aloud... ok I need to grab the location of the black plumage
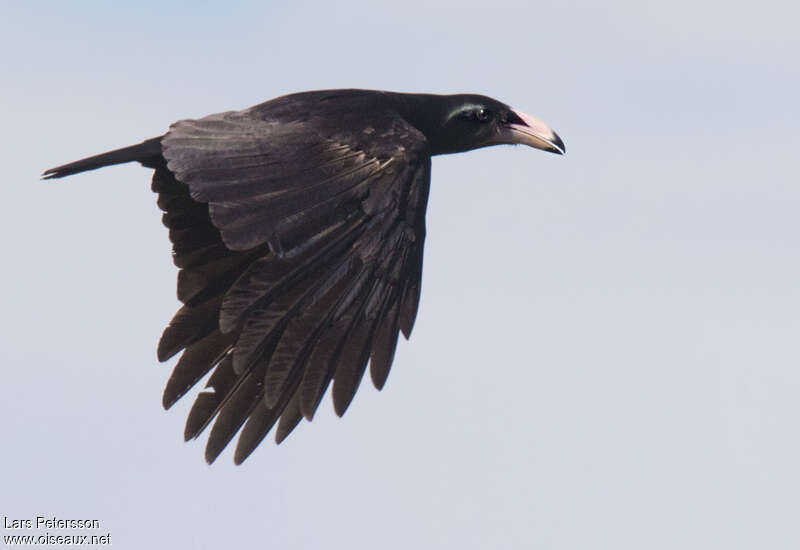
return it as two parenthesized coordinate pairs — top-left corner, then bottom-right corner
(43, 89), (564, 464)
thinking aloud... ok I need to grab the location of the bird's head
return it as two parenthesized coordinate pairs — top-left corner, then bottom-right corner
(411, 94), (565, 157)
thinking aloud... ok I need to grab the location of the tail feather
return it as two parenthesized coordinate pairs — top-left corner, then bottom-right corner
(42, 137), (163, 179)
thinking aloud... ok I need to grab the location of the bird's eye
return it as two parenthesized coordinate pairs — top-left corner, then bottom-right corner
(475, 108), (490, 122)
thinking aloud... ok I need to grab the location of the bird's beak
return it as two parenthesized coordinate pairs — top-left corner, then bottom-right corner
(503, 110), (565, 155)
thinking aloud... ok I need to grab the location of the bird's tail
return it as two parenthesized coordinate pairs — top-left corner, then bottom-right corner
(42, 137), (163, 179)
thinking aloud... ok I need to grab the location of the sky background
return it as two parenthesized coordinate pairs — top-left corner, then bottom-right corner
(2, 1), (799, 548)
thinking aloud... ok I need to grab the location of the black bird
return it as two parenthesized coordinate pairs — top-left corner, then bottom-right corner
(43, 89), (564, 464)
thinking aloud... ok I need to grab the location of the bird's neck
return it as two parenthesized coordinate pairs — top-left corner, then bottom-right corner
(383, 93), (454, 155)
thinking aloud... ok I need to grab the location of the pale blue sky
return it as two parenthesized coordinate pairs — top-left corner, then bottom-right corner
(2, 2), (799, 549)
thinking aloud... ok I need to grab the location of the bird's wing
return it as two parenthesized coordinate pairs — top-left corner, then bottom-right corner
(155, 109), (431, 463)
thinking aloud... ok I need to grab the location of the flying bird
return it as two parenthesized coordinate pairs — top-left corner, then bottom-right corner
(43, 89), (564, 464)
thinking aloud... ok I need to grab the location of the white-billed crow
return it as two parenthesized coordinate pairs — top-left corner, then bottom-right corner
(43, 89), (565, 464)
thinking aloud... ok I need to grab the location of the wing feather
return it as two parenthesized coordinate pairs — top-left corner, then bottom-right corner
(274, 390), (303, 444)
(369, 298), (401, 390)
(162, 330), (235, 409)
(331, 307), (376, 417)
(298, 321), (348, 421)
(204, 366), (264, 463)
(233, 400), (276, 464)
(184, 354), (237, 441)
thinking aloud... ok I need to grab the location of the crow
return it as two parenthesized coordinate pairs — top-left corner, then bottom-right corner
(43, 89), (565, 463)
